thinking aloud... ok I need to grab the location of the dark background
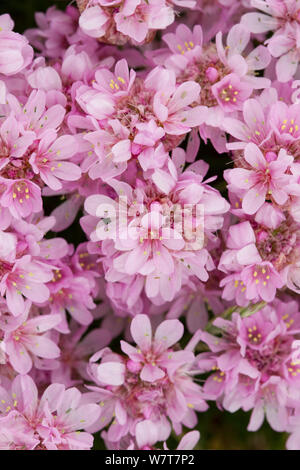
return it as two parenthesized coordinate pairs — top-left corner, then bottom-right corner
(0, 0), (287, 450)
(1, 0), (70, 31)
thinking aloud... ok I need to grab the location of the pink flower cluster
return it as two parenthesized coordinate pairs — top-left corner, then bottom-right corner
(1, 0), (300, 451)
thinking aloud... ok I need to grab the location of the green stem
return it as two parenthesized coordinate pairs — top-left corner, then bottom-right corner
(204, 301), (266, 335)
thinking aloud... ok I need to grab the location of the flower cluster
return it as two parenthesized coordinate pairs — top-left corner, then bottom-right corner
(77, 0), (195, 45)
(1, 0), (300, 451)
(86, 314), (206, 449)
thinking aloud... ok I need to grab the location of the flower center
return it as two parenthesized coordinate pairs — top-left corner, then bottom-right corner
(0, 260), (13, 280)
(247, 325), (262, 345)
(246, 336), (292, 379)
(255, 219), (300, 271)
(12, 181), (31, 205)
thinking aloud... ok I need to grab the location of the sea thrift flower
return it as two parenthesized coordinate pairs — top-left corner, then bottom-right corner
(0, 90), (82, 217)
(24, 6), (80, 60)
(286, 411), (300, 450)
(0, 410), (39, 450)
(166, 278), (223, 333)
(2, 307), (61, 374)
(75, 59), (206, 178)
(150, 23), (270, 151)
(0, 178), (43, 219)
(120, 314), (185, 382)
(3, 0), (300, 452)
(0, 252), (54, 317)
(225, 143), (294, 215)
(44, 265), (97, 331)
(29, 130), (81, 191)
(217, 219), (300, 304)
(82, 120), (133, 181)
(242, 0), (300, 82)
(0, 14), (33, 76)
(0, 114), (35, 170)
(7, 90), (66, 137)
(223, 95), (275, 151)
(224, 96), (300, 165)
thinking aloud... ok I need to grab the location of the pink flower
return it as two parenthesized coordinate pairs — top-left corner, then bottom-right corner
(93, 58), (136, 98)
(218, 220), (289, 304)
(0, 410), (39, 450)
(223, 97), (273, 150)
(51, 324), (111, 387)
(0, 178), (43, 219)
(4, 0), (300, 451)
(269, 100), (300, 143)
(114, 0), (173, 44)
(219, 221), (262, 273)
(46, 270), (96, 330)
(106, 423), (200, 450)
(120, 314), (185, 382)
(167, 280), (222, 333)
(79, 5), (110, 39)
(164, 430), (200, 450)
(225, 143), (294, 215)
(0, 113), (35, 170)
(215, 24), (271, 88)
(285, 408), (300, 450)
(87, 314), (207, 446)
(149, 22), (270, 153)
(162, 24), (203, 61)
(224, 97), (300, 168)
(29, 130), (81, 191)
(25, 6), (79, 59)
(3, 307), (61, 374)
(76, 59), (205, 171)
(83, 120), (132, 181)
(78, 0), (183, 45)
(84, 161), (228, 303)
(0, 254), (53, 316)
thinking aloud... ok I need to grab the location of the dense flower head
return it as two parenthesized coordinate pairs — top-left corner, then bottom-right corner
(0, 14), (33, 76)
(242, 0), (300, 82)
(197, 299), (300, 432)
